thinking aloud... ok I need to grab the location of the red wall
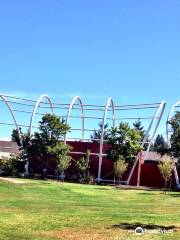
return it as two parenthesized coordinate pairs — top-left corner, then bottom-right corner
(29, 140), (178, 189)
(140, 161), (176, 189)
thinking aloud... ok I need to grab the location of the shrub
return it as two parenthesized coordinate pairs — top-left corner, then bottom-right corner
(114, 155), (128, 185)
(0, 154), (25, 176)
(158, 154), (173, 192)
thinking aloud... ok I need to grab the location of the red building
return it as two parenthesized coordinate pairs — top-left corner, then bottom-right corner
(0, 140), (179, 189)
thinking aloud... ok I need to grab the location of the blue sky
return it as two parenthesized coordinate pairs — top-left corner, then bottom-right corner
(0, 1), (179, 139)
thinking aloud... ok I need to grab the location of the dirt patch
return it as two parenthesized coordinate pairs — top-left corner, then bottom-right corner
(39, 229), (129, 240)
(0, 177), (29, 185)
(0, 207), (21, 213)
(39, 226), (180, 240)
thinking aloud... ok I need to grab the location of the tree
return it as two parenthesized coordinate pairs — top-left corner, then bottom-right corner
(48, 142), (72, 180)
(11, 128), (23, 146)
(168, 112), (180, 165)
(114, 155), (128, 185)
(76, 149), (91, 182)
(133, 119), (150, 150)
(90, 122), (109, 142)
(12, 114), (71, 176)
(152, 134), (168, 156)
(107, 122), (142, 165)
(12, 129), (31, 167)
(133, 119), (144, 134)
(158, 154), (173, 192)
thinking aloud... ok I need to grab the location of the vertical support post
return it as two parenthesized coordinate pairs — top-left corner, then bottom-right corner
(137, 159), (141, 187)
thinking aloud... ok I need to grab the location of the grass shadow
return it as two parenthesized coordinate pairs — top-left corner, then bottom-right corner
(169, 193), (180, 197)
(94, 187), (111, 191)
(111, 223), (176, 231)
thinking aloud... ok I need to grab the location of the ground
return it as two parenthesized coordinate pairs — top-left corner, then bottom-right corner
(0, 178), (179, 240)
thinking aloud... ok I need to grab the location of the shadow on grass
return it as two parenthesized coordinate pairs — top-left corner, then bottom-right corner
(168, 193), (180, 197)
(94, 187), (111, 191)
(137, 191), (180, 197)
(136, 192), (156, 196)
(111, 223), (176, 231)
(115, 186), (163, 192)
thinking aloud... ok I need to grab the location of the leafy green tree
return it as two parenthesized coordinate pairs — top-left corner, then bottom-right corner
(152, 134), (168, 155)
(158, 155), (173, 192)
(107, 122), (142, 165)
(30, 114), (71, 169)
(90, 122), (109, 142)
(114, 155), (128, 185)
(48, 143), (72, 179)
(168, 112), (180, 165)
(76, 149), (91, 181)
(12, 114), (71, 175)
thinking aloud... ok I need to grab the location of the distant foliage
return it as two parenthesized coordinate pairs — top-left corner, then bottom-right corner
(168, 112), (180, 165)
(90, 122), (110, 142)
(152, 134), (168, 156)
(133, 119), (144, 138)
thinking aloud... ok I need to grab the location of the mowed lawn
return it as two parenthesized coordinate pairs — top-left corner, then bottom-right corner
(0, 179), (180, 240)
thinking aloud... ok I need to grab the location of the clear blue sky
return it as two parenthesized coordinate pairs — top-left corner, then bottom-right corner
(0, 1), (179, 139)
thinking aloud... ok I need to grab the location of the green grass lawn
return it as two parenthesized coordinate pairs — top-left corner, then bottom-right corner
(0, 179), (179, 240)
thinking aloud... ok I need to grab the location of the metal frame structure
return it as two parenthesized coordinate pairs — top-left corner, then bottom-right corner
(0, 95), (22, 144)
(97, 97), (115, 181)
(0, 94), (167, 185)
(64, 96), (84, 143)
(127, 101), (166, 184)
(29, 94), (54, 136)
(166, 101), (180, 188)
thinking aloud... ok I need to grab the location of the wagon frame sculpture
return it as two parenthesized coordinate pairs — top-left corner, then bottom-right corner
(0, 94), (167, 185)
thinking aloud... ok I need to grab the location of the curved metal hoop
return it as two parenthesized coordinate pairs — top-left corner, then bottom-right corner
(97, 97), (115, 181)
(29, 94), (53, 136)
(0, 95), (22, 144)
(64, 96), (84, 143)
(127, 101), (166, 185)
(166, 101), (180, 187)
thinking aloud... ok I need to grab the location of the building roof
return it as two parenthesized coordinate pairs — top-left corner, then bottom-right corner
(143, 151), (161, 161)
(0, 140), (19, 155)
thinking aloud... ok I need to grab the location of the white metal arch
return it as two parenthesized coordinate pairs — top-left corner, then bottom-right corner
(97, 97), (115, 181)
(127, 101), (166, 185)
(29, 94), (53, 136)
(166, 101), (180, 188)
(0, 95), (22, 144)
(64, 96), (84, 143)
